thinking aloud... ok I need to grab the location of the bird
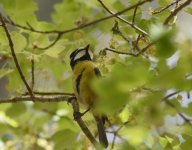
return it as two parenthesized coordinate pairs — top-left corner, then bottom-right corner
(70, 44), (108, 148)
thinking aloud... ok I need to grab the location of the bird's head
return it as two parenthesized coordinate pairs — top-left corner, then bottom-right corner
(70, 44), (91, 70)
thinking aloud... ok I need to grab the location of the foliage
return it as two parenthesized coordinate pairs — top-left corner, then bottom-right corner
(0, 0), (192, 149)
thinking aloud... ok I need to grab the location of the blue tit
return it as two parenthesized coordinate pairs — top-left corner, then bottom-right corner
(70, 44), (108, 148)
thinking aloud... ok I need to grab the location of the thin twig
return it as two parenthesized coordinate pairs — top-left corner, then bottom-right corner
(111, 121), (129, 149)
(163, 90), (181, 99)
(4, 16), (58, 34)
(164, 99), (192, 124)
(0, 15), (34, 97)
(104, 41), (154, 56)
(152, 0), (181, 14)
(104, 48), (136, 56)
(135, 41), (154, 56)
(163, 91), (192, 124)
(132, 34), (142, 52)
(164, 0), (192, 25)
(132, 0), (141, 24)
(36, 33), (62, 50)
(112, 21), (131, 44)
(97, 0), (149, 36)
(118, 31), (131, 44)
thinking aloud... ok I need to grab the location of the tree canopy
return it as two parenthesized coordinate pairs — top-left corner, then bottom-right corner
(0, 0), (192, 149)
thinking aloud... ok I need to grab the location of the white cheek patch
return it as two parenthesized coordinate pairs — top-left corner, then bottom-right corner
(74, 50), (86, 61)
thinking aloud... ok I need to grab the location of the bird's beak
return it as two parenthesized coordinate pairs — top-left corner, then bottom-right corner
(84, 44), (90, 50)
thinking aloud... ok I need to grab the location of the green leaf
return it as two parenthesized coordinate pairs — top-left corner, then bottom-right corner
(52, 0), (90, 29)
(33, 103), (58, 112)
(0, 28), (10, 54)
(181, 135), (192, 150)
(158, 0), (172, 5)
(0, 112), (18, 128)
(182, 103), (192, 116)
(120, 143), (136, 150)
(31, 21), (56, 31)
(0, 69), (14, 79)
(28, 33), (50, 48)
(76, 0), (99, 8)
(159, 136), (173, 148)
(93, 77), (129, 114)
(32, 114), (51, 129)
(0, 123), (8, 134)
(6, 103), (26, 118)
(185, 7), (192, 15)
(0, 104), (11, 111)
(52, 129), (78, 150)
(57, 117), (79, 132)
(150, 24), (176, 59)
(94, 58), (151, 114)
(0, 0), (37, 24)
(119, 126), (151, 146)
(118, 106), (131, 122)
(6, 69), (23, 93)
(44, 40), (65, 58)
(11, 32), (27, 52)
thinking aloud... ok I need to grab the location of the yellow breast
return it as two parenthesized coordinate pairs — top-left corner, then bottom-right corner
(72, 61), (97, 107)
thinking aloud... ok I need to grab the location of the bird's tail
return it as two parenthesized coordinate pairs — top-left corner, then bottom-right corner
(94, 115), (108, 148)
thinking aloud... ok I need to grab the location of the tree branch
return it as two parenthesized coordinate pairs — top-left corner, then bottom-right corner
(23, 91), (75, 96)
(164, 0), (192, 25)
(135, 41), (154, 56)
(70, 98), (98, 147)
(112, 21), (131, 44)
(164, 99), (192, 124)
(0, 94), (98, 147)
(4, 16), (58, 34)
(36, 33), (62, 50)
(104, 41), (154, 56)
(132, 34), (142, 52)
(163, 91), (192, 124)
(104, 47), (136, 56)
(97, 0), (149, 36)
(110, 121), (130, 149)
(3, 0), (151, 36)
(0, 14), (33, 97)
(132, 0), (141, 24)
(1, 0), (151, 50)
(152, 0), (182, 15)
(0, 95), (71, 103)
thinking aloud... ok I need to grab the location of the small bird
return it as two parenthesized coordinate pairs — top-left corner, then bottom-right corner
(70, 44), (108, 148)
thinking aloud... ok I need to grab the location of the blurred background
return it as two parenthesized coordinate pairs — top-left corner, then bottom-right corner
(1, 0), (192, 97)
